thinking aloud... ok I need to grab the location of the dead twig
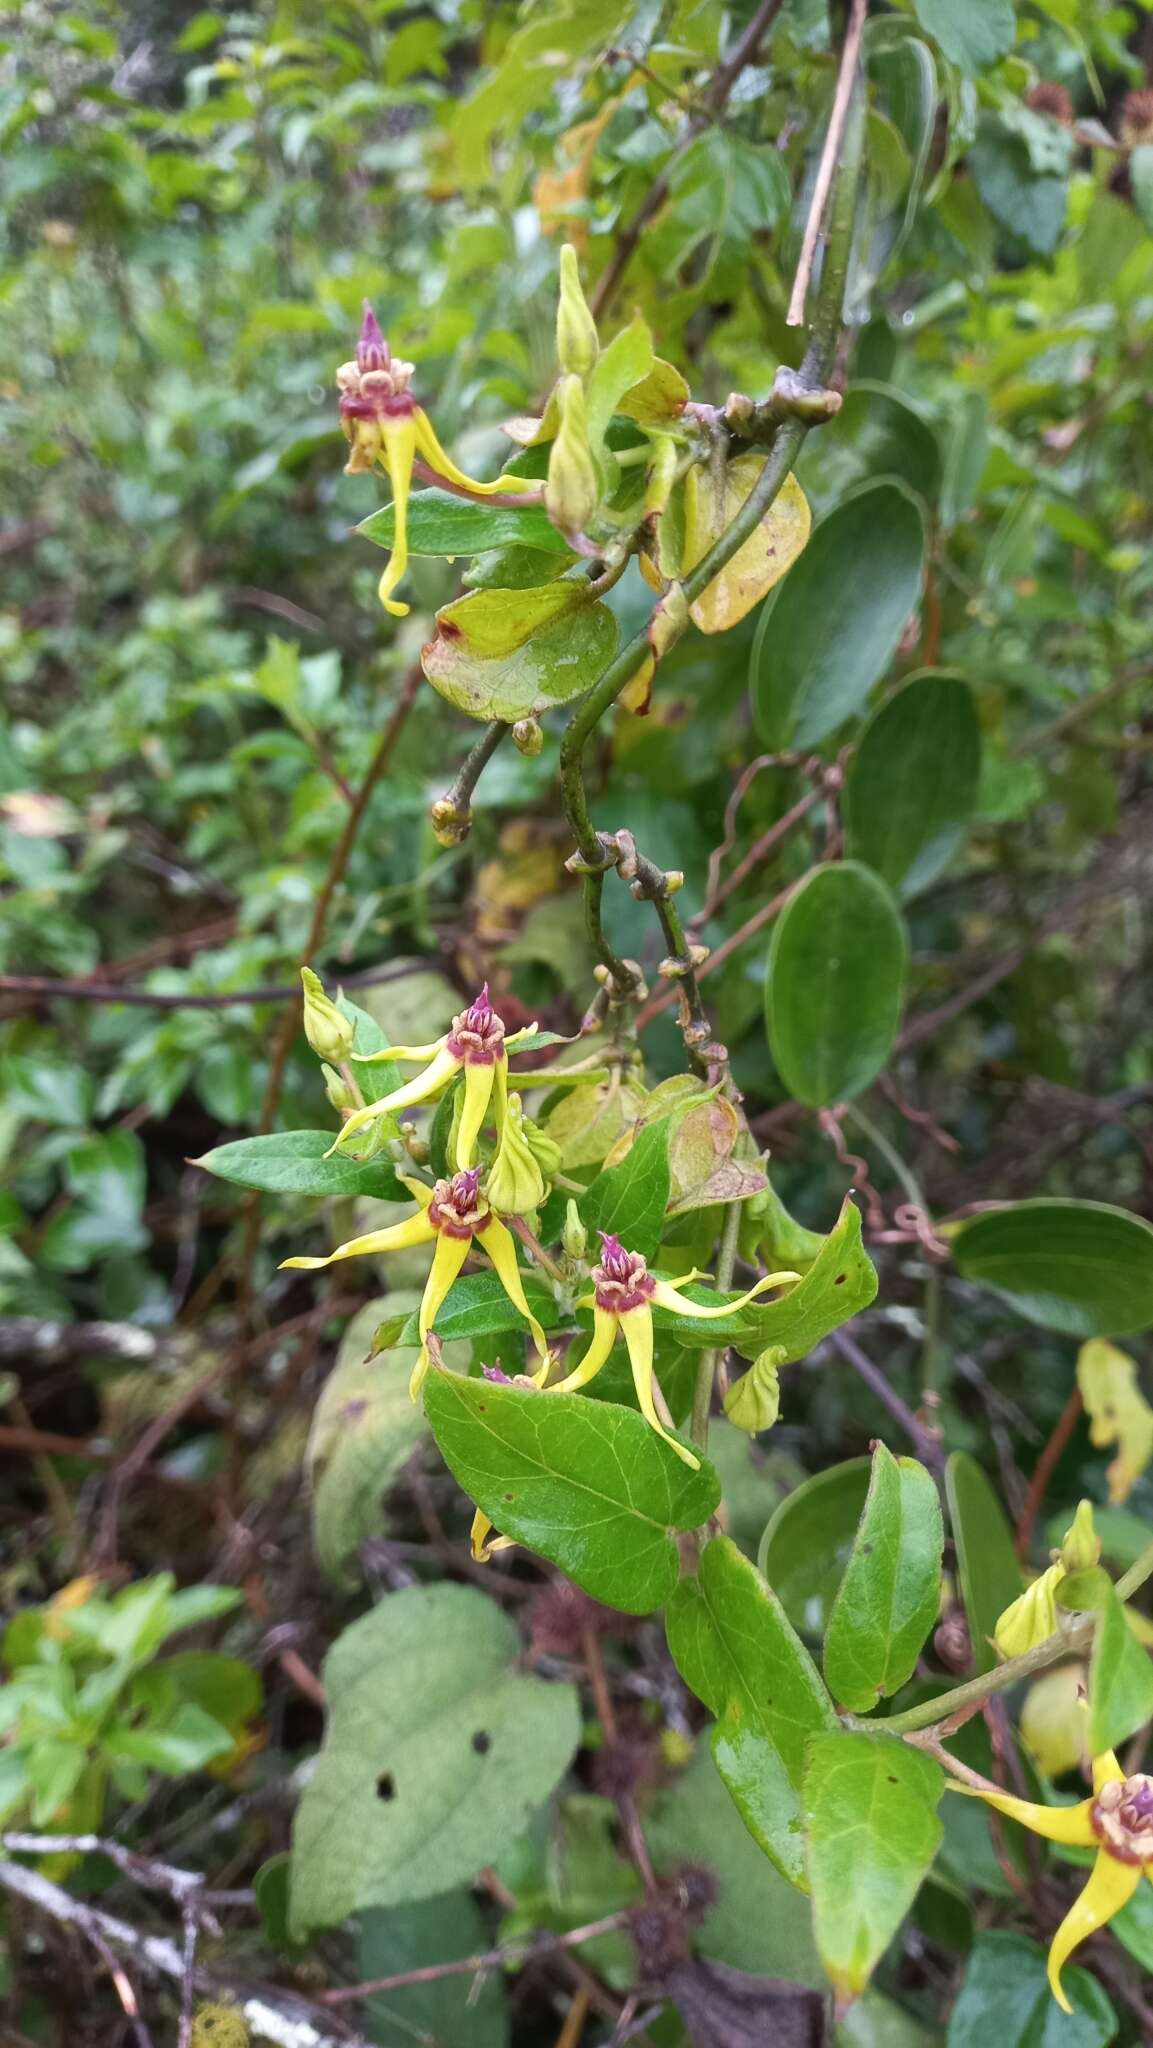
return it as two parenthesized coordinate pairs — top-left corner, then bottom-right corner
(786, 0), (867, 327)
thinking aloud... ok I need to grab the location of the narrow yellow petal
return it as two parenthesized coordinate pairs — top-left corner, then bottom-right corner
(952, 1785), (1098, 1846)
(378, 414), (416, 616)
(1093, 1750), (1126, 1792)
(482, 1216), (549, 1365)
(455, 1057), (497, 1170)
(279, 1210), (436, 1272)
(413, 408), (521, 496)
(355, 1037), (448, 1064)
(330, 1043), (462, 1151)
(470, 1508), (516, 1561)
(1048, 1850), (1141, 2012)
(649, 1268), (800, 1320)
(548, 1306), (619, 1394)
(418, 1230), (472, 1349)
(620, 1304), (700, 1469)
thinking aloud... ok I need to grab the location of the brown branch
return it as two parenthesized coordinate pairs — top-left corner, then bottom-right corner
(591, 0), (788, 317)
(1014, 1384), (1084, 1560)
(318, 1910), (634, 2005)
(786, 0), (867, 327)
(0, 958), (426, 1011)
(635, 880), (794, 1028)
(829, 1328), (945, 1475)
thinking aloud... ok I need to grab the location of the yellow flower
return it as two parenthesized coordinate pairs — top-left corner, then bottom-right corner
(955, 1752), (1153, 2010)
(337, 304), (523, 616)
(280, 1167), (549, 1395)
(548, 1234), (798, 1469)
(337, 984), (532, 1170)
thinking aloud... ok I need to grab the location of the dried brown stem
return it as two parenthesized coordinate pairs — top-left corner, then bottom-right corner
(786, 0), (867, 327)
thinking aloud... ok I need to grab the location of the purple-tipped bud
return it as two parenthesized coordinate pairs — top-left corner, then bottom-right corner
(465, 983), (492, 1027)
(428, 1167), (489, 1238)
(483, 1363), (514, 1383)
(453, 1167), (482, 1205)
(598, 1232), (633, 1282)
(357, 301), (391, 375)
(447, 983), (505, 1065)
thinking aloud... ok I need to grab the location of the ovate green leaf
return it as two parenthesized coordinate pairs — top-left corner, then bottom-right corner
(666, 1536), (837, 1887)
(359, 487), (570, 558)
(759, 1459), (872, 1638)
(824, 1444), (944, 1712)
(844, 673), (981, 897)
(195, 1129), (404, 1202)
(952, 1199), (1153, 1337)
(422, 585), (619, 722)
(424, 1369), (719, 1612)
(945, 1452), (1022, 1674)
(1059, 1566), (1153, 1759)
(765, 864), (907, 1107)
(804, 1732), (942, 2002)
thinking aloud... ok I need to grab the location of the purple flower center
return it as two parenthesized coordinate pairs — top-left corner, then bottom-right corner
(1093, 1774), (1153, 1863)
(356, 301), (391, 375)
(592, 1234), (654, 1313)
(482, 1364), (513, 1383)
(428, 1169), (488, 1238)
(447, 983), (506, 1064)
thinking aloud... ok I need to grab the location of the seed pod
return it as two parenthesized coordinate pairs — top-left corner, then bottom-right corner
(545, 375), (599, 542)
(556, 244), (599, 378)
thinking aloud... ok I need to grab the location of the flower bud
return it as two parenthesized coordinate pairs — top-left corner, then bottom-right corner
(993, 1563), (1062, 1660)
(512, 717), (544, 757)
(723, 1345), (786, 1434)
(563, 1200), (588, 1261)
(300, 967), (355, 1064)
(485, 1092), (548, 1215)
(322, 1063), (356, 1112)
(545, 375), (599, 542)
(556, 244), (599, 378)
(430, 795), (472, 846)
(1059, 1499), (1101, 1574)
(523, 1114), (562, 1175)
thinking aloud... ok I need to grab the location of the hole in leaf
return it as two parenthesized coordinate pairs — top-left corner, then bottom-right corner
(376, 1772), (396, 1801)
(504, 1492), (515, 1503)
(472, 1730), (491, 1755)
(834, 1273), (846, 1285)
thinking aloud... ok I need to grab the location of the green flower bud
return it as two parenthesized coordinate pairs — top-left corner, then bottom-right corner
(486, 1092), (548, 1215)
(322, 1063), (356, 1112)
(522, 1113), (562, 1176)
(300, 967), (355, 1064)
(1059, 1499), (1101, 1574)
(545, 375), (599, 542)
(993, 1563), (1062, 1660)
(512, 717), (544, 757)
(556, 244), (599, 378)
(563, 1199), (588, 1261)
(722, 1345), (786, 1434)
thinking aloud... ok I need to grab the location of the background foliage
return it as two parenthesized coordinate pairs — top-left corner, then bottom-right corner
(1, 0), (1153, 2041)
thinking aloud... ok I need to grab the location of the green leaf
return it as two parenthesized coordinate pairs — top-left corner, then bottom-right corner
(359, 1892), (509, 2048)
(662, 132), (790, 275)
(656, 1196), (877, 1358)
(584, 314), (654, 460)
(1131, 145), (1153, 237)
(665, 1536), (837, 1887)
(1059, 1566), (1153, 1758)
(424, 1369), (719, 1613)
(946, 1930), (1117, 2047)
(308, 1296), (431, 1578)
(844, 674), (982, 898)
(290, 1584), (580, 1934)
(821, 384), (942, 505)
(759, 1458), (872, 1638)
(824, 1445), (944, 1713)
(751, 480), (926, 751)
(969, 113), (1068, 261)
(422, 585), (619, 722)
(105, 1702), (235, 1774)
(910, 0), (1014, 75)
(195, 1129), (405, 1201)
(391, 1270), (563, 1349)
(765, 864), (907, 1107)
(337, 996), (402, 1102)
(359, 487), (570, 558)
(945, 1452), (1022, 1674)
(952, 1199), (1153, 1338)
(580, 1117), (671, 1262)
(647, 1742), (825, 1985)
(804, 1732), (943, 2003)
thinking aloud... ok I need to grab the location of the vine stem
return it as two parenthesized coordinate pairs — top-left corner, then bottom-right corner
(873, 1538), (1153, 1739)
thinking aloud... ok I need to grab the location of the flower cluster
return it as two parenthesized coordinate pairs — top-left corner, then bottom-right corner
(337, 304), (520, 616)
(959, 1750), (1153, 2011)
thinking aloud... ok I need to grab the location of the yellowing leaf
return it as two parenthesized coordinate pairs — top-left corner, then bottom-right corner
(535, 102), (618, 249)
(1077, 1338), (1153, 1504)
(682, 461), (811, 634)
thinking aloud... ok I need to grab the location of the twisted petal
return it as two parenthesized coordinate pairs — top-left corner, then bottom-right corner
(413, 408), (522, 497)
(953, 1784), (1098, 1847)
(355, 1037), (448, 1064)
(456, 1053), (500, 1170)
(548, 1305), (619, 1395)
(378, 414), (417, 616)
(330, 1043), (462, 1152)
(619, 1303), (700, 1470)
(482, 1215), (550, 1374)
(1048, 1849), (1141, 2013)
(471, 1508), (516, 1562)
(409, 1229), (473, 1397)
(280, 1208), (436, 1271)
(650, 1268), (801, 1319)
